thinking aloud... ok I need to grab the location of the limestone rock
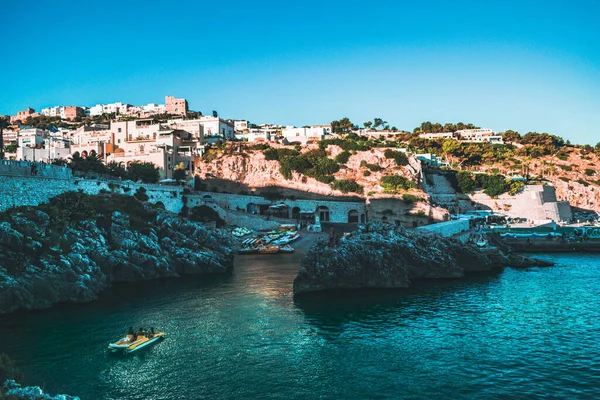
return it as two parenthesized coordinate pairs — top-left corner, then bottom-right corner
(293, 222), (551, 294)
(0, 204), (234, 314)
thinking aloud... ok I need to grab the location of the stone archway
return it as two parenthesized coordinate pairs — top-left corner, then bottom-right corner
(246, 202), (256, 214)
(348, 210), (359, 223)
(292, 207), (301, 220)
(316, 206), (330, 222)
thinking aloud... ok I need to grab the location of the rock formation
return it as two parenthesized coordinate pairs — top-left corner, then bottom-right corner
(293, 222), (552, 294)
(2, 380), (79, 400)
(0, 192), (234, 314)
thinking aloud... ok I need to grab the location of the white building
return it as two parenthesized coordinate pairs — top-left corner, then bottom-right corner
(142, 103), (166, 113)
(233, 120), (249, 132)
(235, 128), (279, 142)
(418, 129), (504, 144)
(89, 102), (130, 116)
(41, 106), (63, 117)
(197, 116), (235, 141)
(418, 132), (455, 140)
(17, 128), (45, 148)
(455, 129), (504, 144)
(105, 119), (203, 179)
(281, 126), (331, 144)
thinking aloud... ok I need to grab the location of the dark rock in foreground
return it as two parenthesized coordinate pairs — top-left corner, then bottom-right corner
(293, 223), (552, 295)
(0, 192), (234, 314)
(2, 380), (79, 400)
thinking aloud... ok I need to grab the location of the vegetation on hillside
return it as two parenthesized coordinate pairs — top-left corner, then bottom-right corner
(65, 151), (161, 183)
(444, 171), (524, 198)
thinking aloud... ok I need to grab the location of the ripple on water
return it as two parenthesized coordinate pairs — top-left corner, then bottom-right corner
(1, 254), (600, 399)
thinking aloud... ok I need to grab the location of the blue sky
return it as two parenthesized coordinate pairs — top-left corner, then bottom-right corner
(2, 0), (599, 143)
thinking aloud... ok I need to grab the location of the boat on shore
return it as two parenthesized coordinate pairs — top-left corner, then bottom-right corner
(237, 227), (299, 255)
(108, 329), (165, 353)
(257, 244), (281, 254)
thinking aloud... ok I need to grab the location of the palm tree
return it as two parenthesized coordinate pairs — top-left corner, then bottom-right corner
(0, 116), (9, 160)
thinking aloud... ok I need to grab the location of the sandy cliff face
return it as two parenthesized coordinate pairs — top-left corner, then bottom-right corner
(474, 149), (600, 212)
(196, 145), (423, 197)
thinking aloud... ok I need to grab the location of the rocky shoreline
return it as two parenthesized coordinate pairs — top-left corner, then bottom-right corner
(293, 223), (553, 294)
(0, 192), (234, 314)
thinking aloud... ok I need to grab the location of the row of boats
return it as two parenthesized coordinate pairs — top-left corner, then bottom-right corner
(238, 227), (300, 254)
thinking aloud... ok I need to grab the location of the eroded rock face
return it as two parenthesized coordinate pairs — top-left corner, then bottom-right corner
(293, 222), (551, 294)
(3, 379), (79, 400)
(0, 207), (234, 314)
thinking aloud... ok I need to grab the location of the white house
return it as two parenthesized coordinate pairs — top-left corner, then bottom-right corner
(17, 128), (45, 148)
(281, 126), (330, 144)
(197, 116), (235, 141)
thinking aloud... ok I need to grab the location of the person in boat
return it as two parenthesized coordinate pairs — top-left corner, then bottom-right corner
(128, 326), (136, 341)
(150, 327), (155, 337)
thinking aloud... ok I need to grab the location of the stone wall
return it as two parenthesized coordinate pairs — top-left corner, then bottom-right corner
(0, 170), (368, 224)
(185, 191), (367, 224)
(416, 219), (470, 237)
(468, 185), (572, 222)
(0, 160), (72, 180)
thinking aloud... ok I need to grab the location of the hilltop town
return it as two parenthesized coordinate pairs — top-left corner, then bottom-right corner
(1, 95), (598, 229)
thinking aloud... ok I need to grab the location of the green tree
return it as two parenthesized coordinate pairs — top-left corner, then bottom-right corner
(212, 110), (218, 118)
(363, 121), (373, 129)
(501, 130), (521, 143)
(373, 118), (387, 130)
(442, 140), (462, 166)
(106, 161), (126, 178)
(127, 161), (160, 183)
(331, 117), (355, 134)
(173, 162), (187, 181)
(330, 179), (363, 194)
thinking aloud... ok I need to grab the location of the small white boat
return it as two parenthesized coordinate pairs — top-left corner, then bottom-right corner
(279, 245), (295, 253)
(108, 331), (165, 353)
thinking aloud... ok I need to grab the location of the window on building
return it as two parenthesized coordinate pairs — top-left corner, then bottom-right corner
(118, 139), (121, 144)
(118, 128), (122, 133)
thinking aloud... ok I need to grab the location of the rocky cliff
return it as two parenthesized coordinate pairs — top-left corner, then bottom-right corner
(196, 144), (424, 198)
(473, 148), (600, 212)
(293, 223), (551, 294)
(0, 192), (234, 314)
(2, 380), (79, 400)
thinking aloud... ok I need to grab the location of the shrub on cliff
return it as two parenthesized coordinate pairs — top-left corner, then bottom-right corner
(319, 138), (371, 151)
(383, 149), (409, 166)
(479, 174), (509, 197)
(334, 150), (351, 164)
(134, 187), (149, 202)
(330, 179), (363, 194)
(508, 180), (524, 195)
(188, 205), (225, 227)
(402, 193), (419, 204)
(270, 148), (339, 182)
(381, 175), (415, 193)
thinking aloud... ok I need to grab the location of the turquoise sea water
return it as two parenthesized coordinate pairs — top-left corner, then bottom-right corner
(1, 253), (600, 399)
